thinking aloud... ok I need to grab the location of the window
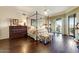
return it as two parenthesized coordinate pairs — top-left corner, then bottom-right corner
(55, 18), (62, 34)
(68, 14), (77, 38)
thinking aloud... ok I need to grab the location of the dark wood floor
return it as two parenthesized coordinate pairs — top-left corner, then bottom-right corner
(0, 34), (79, 53)
(0, 39), (9, 52)
(10, 37), (50, 53)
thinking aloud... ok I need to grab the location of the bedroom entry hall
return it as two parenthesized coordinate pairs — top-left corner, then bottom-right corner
(0, 6), (79, 53)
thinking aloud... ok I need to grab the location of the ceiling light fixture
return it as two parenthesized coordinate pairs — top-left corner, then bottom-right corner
(44, 9), (49, 16)
(44, 11), (48, 15)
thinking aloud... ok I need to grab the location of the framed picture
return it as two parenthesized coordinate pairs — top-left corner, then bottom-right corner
(10, 19), (19, 26)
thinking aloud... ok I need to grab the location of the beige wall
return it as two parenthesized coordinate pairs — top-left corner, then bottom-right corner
(0, 7), (27, 40)
(0, 7), (79, 39)
(64, 7), (79, 35)
(50, 7), (79, 35)
(50, 14), (65, 34)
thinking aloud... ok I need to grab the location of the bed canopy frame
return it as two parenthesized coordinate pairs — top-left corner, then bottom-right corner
(28, 11), (46, 40)
(27, 11), (51, 40)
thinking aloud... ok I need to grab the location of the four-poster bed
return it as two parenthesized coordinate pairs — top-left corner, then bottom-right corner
(27, 11), (51, 44)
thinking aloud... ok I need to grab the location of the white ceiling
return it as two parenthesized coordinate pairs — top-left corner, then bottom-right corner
(15, 6), (77, 16)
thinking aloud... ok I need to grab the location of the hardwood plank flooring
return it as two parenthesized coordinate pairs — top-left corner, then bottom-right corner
(0, 34), (79, 53)
(0, 39), (9, 52)
(9, 37), (50, 53)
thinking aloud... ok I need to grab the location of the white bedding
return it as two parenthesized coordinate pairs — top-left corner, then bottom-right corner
(27, 26), (50, 41)
(27, 26), (37, 40)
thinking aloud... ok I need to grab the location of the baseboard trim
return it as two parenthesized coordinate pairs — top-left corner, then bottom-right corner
(0, 38), (9, 40)
(63, 34), (68, 36)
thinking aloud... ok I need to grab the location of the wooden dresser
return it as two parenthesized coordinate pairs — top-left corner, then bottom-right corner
(9, 26), (27, 39)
